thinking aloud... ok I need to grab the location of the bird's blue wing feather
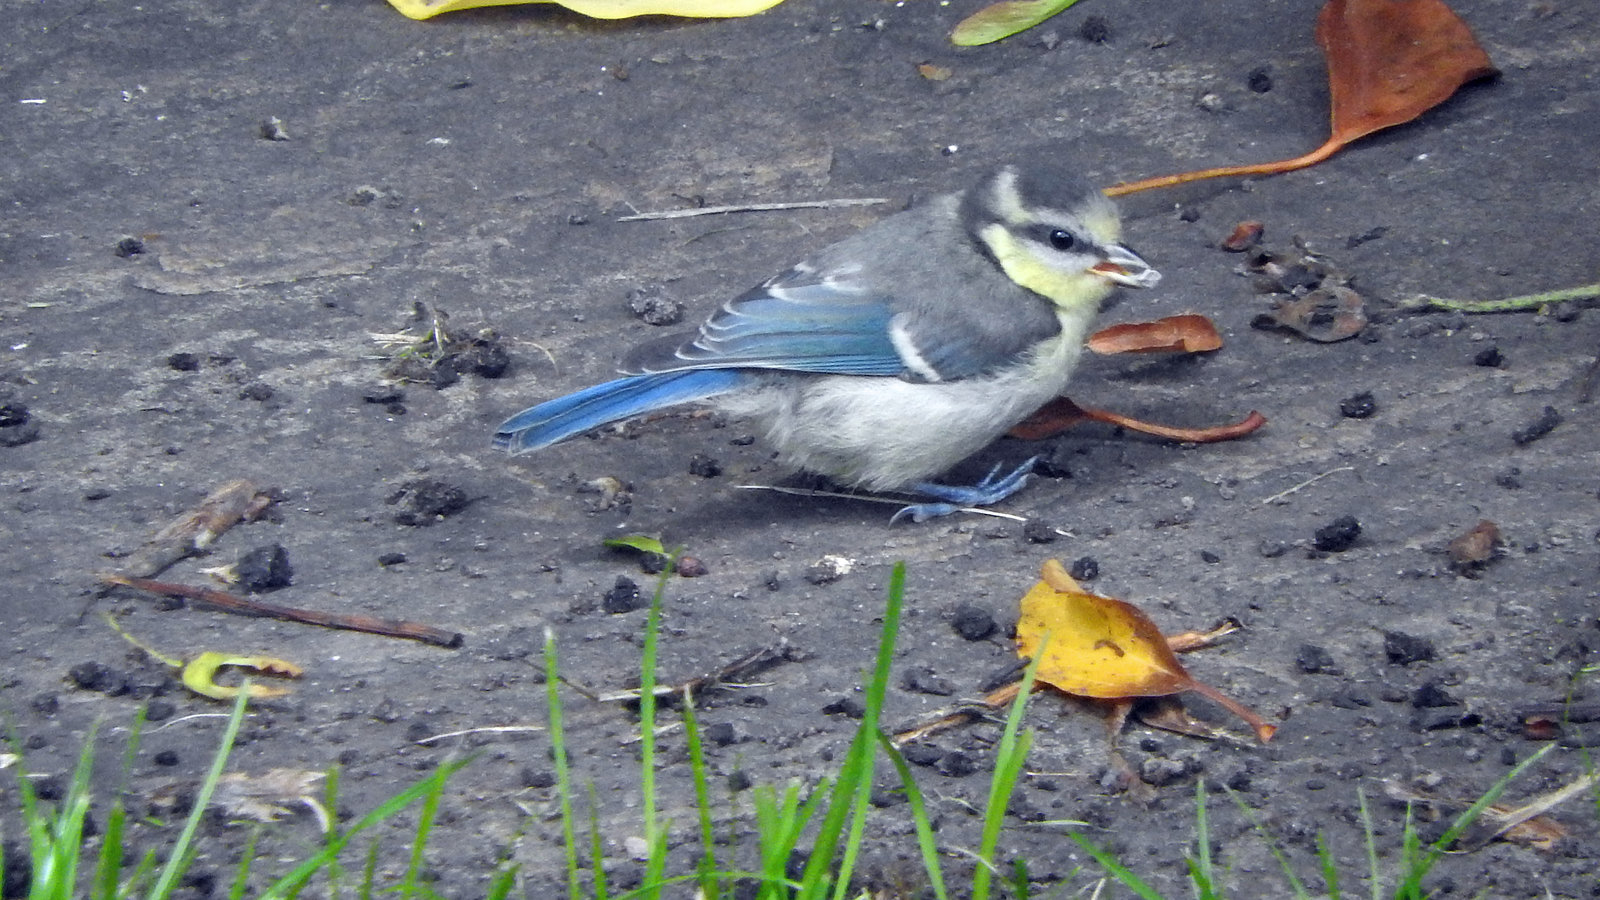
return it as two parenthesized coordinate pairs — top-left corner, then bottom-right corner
(625, 272), (907, 377)
(493, 370), (748, 454)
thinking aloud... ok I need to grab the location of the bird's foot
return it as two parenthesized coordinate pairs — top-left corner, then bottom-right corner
(890, 456), (1039, 524)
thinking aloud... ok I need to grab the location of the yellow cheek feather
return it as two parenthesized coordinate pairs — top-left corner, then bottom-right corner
(979, 224), (1113, 312)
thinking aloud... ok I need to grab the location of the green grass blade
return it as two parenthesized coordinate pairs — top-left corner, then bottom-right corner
(1396, 743), (1555, 896)
(1066, 833), (1166, 900)
(875, 732), (947, 900)
(225, 827), (261, 900)
(398, 754), (448, 895)
(319, 765), (344, 898)
(149, 689), (250, 899)
(1356, 788), (1382, 900)
(257, 755), (473, 900)
(1225, 785), (1310, 898)
(543, 627), (582, 900)
(588, 784), (610, 900)
(93, 799), (127, 900)
(637, 568), (670, 900)
(1316, 831), (1341, 900)
(1193, 779), (1214, 898)
(798, 562), (907, 900)
(679, 689), (720, 900)
(972, 634), (1044, 900)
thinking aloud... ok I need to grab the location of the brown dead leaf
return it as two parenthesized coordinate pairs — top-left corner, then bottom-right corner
(1009, 397), (1267, 444)
(1107, 0), (1497, 195)
(1221, 221), (1265, 252)
(214, 769), (330, 831)
(1318, 0), (1498, 148)
(1018, 559), (1276, 742)
(1448, 519), (1501, 569)
(1087, 314), (1224, 355)
(1252, 285), (1367, 342)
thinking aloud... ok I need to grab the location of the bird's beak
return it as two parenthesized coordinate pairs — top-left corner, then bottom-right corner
(1091, 244), (1161, 289)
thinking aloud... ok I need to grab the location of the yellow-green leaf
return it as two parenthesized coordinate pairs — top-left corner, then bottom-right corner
(603, 534), (667, 555)
(951, 0), (1084, 47)
(182, 652), (303, 700)
(387, 0), (784, 21)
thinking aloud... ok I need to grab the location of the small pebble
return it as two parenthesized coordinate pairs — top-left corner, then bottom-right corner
(1412, 680), (1459, 708)
(687, 454), (722, 478)
(1246, 65), (1273, 92)
(1022, 521), (1057, 544)
(625, 284), (685, 326)
(233, 544), (293, 592)
(949, 603), (996, 641)
(602, 576), (643, 614)
(1383, 630), (1436, 666)
(821, 696), (865, 719)
(1068, 556), (1099, 581)
(1338, 391), (1377, 419)
(1295, 644), (1339, 675)
(1312, 516), (1361, 552)
(1473, 346), (1504, 368)
(1511, 405), (1561, 445)
(901, 743), (944, 767)
(936, 750), (979, 778)
(1077, 14), (1110, 42)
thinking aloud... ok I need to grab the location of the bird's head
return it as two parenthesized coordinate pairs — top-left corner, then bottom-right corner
(962, 163), (1160, 312)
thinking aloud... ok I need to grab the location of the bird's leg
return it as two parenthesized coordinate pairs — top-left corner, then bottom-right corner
(889, 456), (1039, 524)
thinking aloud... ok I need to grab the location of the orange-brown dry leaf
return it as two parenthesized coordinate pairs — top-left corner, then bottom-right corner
(1087, 314), (1223, 355)
(1018, 560), (1276, 742)
(1318, 0), (1498, 148)
(1107, 0), (1497, 195)
(1008, 397), (1267, 444)
(1448, 519), (1500, 568)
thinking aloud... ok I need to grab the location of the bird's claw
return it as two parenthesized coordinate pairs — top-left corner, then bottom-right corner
(890, 456), (1040, 523)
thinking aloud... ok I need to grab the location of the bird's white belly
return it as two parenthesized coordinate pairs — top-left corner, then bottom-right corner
(720, 331), (1083, 491)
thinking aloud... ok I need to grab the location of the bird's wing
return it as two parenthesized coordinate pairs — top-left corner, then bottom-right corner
(622, 200), (1063, 381)
(622, 262), (909, 377)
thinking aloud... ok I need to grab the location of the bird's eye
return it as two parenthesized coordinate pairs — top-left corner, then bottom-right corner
(1048, 229), (1076, 251)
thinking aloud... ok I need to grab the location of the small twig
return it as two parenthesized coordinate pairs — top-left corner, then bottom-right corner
(151, 713), (253, 731)
(599, 639), (796, 704)
(1406, 281), (1600, 313)
(616, 198), (889, 222)
(414, 724), (544, 745)
(1259, 466), (1356, 505)
(99, 574), (464, 648)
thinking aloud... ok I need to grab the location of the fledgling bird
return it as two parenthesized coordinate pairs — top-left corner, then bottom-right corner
(494, 163), (1160, 521)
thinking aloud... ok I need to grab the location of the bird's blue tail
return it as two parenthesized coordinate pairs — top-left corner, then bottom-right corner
(493, 370), (748, 454)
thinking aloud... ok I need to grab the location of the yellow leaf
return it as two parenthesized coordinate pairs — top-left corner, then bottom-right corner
(387, 0), (784, 21)
(1017, 559), (1192, 699)
(182, 652), (303, 700)
(1017, 560), (1277, 742)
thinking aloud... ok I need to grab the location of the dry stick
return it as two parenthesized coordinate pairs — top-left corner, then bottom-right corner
(615, 198), (889, 222)
(99, 574), (463, 648)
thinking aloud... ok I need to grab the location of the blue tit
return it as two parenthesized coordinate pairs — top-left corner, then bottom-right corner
(494, 162), (1160, 522)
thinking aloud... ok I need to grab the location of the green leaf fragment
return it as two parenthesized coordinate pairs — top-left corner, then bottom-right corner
(603, 534), (668, 556)
(951, 0), (1085, 46)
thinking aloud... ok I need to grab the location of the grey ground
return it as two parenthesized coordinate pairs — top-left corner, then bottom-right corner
(2, 0), (1598, 896)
